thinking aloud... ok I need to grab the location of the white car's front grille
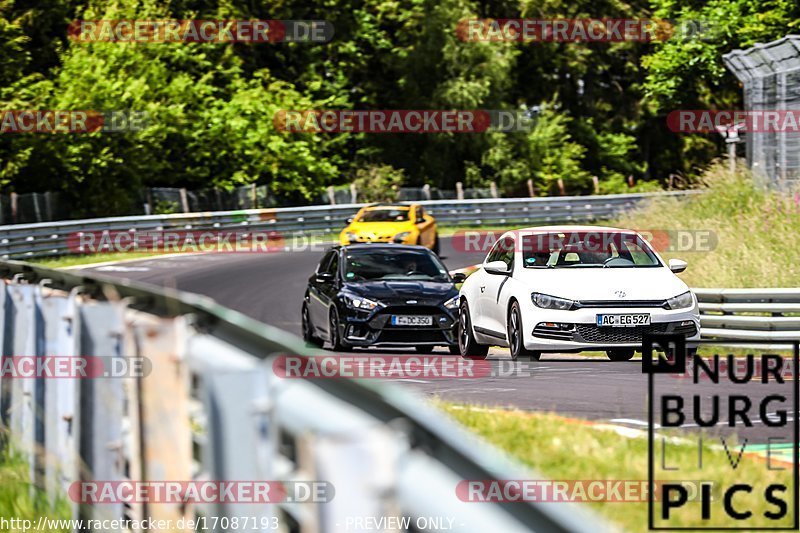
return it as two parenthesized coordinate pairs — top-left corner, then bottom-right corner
(532, 322), (699, 343)
(576, 324), (670, 343)
(575, 300), (668, 309)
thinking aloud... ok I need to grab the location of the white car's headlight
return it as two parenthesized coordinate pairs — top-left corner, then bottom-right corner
(393, 231), (411, 243)
(343, 293), (381, 310)
(443, 295), (459, 310)
(531, 293), (576, 311)
(666, 291), (694, 310)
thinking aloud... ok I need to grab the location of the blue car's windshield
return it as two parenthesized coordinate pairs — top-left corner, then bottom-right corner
(344, 249), (450, 281)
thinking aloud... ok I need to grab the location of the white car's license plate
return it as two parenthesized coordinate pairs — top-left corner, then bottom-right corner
(392, 315), (433, 326)
(596, 314), (650, 327)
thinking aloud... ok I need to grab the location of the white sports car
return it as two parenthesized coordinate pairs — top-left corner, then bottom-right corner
(457, 226), (701, 361)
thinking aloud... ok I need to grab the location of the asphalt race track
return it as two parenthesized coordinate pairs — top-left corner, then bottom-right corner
(78, 237), (794, 443)
(78, 236), (486, 334)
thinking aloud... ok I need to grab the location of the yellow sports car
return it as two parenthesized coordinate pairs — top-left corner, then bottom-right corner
(339, 203), (440, 254)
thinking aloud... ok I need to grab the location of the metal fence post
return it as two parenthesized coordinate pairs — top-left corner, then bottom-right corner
(132, 315), (192, 528)
(422, 184), (431, 201)
(10, 192), (17, 224)
(179, 188), (190, 213)
(5, 284), (40, 481)
(76, 302), (126, 525)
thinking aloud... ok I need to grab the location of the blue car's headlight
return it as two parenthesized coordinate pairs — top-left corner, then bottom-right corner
(342, 292), (381, 310)
(443, 296), (460, 310)
(531, 293), (576, 311)
(666, 291), (694, 310)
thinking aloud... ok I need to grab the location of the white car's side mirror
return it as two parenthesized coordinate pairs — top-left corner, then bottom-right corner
(484, 260), (510, 275)
(668, 258), (688, 273)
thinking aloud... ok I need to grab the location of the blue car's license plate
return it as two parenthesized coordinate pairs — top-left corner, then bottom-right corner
(391, 315), (433, 326)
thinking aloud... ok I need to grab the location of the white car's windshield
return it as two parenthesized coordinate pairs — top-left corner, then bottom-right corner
(344, 249), (450, 281)
(521, 232), (661, 268)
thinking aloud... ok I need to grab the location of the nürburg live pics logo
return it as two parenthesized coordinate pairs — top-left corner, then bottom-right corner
(644, 335), (799, 530)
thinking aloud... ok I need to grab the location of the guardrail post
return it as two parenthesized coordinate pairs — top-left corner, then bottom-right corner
(197, 358), (274, 530)
(38, 284), (79, 507)
(3, 284), (41, 483)
(350, 182), (358, 203)
(327, 186), (336, 205)
(456, 182), (464, 200)
(76, 302), (126, 525)
(133, 315), (192, 528)
(490, 181), (498, 198)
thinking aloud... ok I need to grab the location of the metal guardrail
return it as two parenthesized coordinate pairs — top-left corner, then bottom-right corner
(0, 191), (696, 259)
(0, 259), (601, 533)
(696, 288), (800, 341)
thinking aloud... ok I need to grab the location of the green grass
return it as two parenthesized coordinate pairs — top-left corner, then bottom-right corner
(437, 224), (515, 237)
(615, 162), (800, 288)
(30, 251), (163, 269)
(0, 449), (71, 531)
(441, 403), (796, 531)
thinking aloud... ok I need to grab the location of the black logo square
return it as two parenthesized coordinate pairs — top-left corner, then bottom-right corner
(642, 333), (686, 374)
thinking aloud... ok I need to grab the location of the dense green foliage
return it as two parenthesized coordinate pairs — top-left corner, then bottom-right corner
(0, 0), (797, 215)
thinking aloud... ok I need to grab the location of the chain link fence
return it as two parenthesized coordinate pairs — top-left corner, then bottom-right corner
(724, 35), (800, 191)
(0, 185), (505, 222)
(317, 185), (496, 204)
(5, 178), (630, 221)
(147, 185), (281, 214)
(0, 192), (68, 224)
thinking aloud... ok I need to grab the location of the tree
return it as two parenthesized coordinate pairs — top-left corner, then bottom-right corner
(0, 0), (344, 215)
(472, 101), (592, 195)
